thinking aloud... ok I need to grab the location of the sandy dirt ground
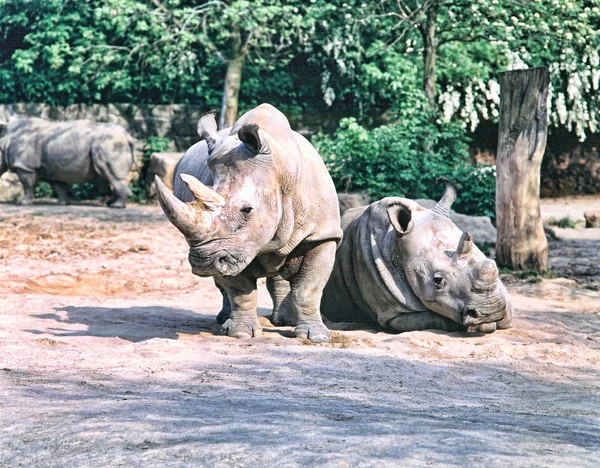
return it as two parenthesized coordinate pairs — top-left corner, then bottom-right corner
(0, 198), (599, 467)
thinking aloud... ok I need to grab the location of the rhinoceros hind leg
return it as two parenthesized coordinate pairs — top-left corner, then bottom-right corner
(16, 169), (36, 205)
(388, 311), (466, 333)
(52, 183), (71, 205)
(267, 275), (296, 326)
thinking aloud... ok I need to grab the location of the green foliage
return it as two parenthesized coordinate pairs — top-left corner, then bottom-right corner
(128, 136), (172, 203)
(451, 164), (497, 221)
(546, 216), (578, 229)
(315, 110), (494, 215)
(70, 181), (103, 201)
(34, 181), (55, 199)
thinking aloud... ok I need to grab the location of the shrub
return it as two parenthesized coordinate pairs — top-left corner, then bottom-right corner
(546, 216), (577, 228)
(314, 116), (497, 220)
(128, 136), (172, 203)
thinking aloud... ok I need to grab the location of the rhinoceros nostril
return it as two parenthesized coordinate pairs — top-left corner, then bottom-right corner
(466, 309), (482, 318)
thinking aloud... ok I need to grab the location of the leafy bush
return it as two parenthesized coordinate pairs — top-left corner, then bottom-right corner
(546, 216), (577, 229)
(128, 136), (172, 203)
(314, 115), (497, 219)
(34, 181), (55, 199)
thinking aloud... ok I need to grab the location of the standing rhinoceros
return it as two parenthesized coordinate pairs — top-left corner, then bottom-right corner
(0, 117), (135, 207)
(321, 182), (513, 333)
(155, 104), (342, 342)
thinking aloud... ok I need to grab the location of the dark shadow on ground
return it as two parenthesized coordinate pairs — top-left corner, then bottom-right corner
(1, 348), (599, 465)
(24, 305), (288, 342)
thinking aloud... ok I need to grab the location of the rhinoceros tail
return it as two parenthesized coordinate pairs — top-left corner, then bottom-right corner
(128, 135), (138, 172)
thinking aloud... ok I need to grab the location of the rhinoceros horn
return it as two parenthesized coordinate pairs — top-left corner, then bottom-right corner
(197, 110), (222, 153)
(471, 259), (499, 288)
(179, 173), (225, 211)
(454, 231), (474, 259)
(154, 175), (201, 238)
(433, 178), (457, 218)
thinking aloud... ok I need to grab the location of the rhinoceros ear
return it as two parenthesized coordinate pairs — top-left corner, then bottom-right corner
(238, 124), (268, 154)
(197, 110), (222, 154)
(387, 201), (414, 236)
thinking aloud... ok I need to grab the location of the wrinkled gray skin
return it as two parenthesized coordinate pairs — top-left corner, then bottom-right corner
(321, 184), (513, 334)
(0, 117), (134, 208)
(155, 104), (342, 342)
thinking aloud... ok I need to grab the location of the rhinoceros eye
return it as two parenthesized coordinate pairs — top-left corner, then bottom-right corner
(240, 206), (253, 217)
(433, 273), (446, 289)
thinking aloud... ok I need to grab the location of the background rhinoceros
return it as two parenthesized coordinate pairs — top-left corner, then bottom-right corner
(321, 182), (513, 334)
(155, 103), (342, 342)
(0, 117), (135, 207)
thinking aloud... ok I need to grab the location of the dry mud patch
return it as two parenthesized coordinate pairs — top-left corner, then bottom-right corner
(0, 200), (599, 467)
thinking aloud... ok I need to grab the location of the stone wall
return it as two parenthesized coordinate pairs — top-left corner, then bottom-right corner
(0, 103), (205, 152)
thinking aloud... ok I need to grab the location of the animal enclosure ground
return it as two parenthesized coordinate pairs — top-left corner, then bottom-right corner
(0, 199), (599, 466)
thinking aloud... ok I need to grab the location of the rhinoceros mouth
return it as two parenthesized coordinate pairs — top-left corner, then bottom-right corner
(462, 305), (506, 326)
(189, 248), (249, 278)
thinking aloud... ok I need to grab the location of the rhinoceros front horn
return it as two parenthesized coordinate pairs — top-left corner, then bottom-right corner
(154, 175), (203, 239)
(472, 259), (499, 288)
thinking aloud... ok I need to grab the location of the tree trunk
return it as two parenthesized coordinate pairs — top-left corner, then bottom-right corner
(421, 2), (438, 109)
(495, 67), (549, 271)
(219, 29), (246, 129)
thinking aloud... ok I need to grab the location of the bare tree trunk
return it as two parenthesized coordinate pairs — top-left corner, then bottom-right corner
(219, 28), (246, 129)
(495, 67), (549, 271)
(421, 2), (438, 109)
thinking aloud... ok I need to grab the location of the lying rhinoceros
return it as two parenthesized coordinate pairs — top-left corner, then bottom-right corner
(321, 182), (513, 333)
(155, 104), (342, 342)
(0, 117), (135, 207)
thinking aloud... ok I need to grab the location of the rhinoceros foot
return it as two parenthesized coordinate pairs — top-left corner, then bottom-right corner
(294, 322), (331, 343)
(221, 317), (262, 339)
(270, 307), (296, 327)
(216, 307), (231, 325)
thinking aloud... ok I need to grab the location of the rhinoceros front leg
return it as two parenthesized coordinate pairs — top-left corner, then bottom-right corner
(289, 241), (335, 343)
(388, 311), (466, 333)
(218, 273), (262, 339)
(214, 279), (232, 325)
(16, 169), (36, 205)
(267, 275), (296, 326)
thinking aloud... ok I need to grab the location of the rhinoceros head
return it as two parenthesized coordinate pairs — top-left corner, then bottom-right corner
(386, 183), (512, 329)
(155, 112), (282, 278)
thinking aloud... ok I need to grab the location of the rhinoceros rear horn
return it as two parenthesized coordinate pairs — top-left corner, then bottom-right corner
(154, 175), (202, 238)
(454, 231), (474, 259)
(197, 110), (222, 153)
(433, 177), (457, 218)
(180, 173), (225, 211)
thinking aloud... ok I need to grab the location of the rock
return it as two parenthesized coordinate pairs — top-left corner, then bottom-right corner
(415, 199), (497, 246)
(338, 192), (371, 215)
(584, 211), (600, 228)
(0, 172), (24, 203)
(145, 152), (183, 198)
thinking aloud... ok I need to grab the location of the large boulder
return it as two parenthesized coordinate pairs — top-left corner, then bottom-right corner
(145, 152), (183, 198)
(584, 211), (600, 228)
(415, 199), (497, 246)
(0, 172), (24, 202)
(338, 192), (371, 215)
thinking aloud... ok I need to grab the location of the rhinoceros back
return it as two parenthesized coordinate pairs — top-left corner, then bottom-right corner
(321, 199), (429, 327)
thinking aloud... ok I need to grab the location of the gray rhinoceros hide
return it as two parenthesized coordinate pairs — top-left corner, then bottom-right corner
(155, 104), (342, 342)
(321, 184), (513, 334)
(0, 117), (135, 207)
